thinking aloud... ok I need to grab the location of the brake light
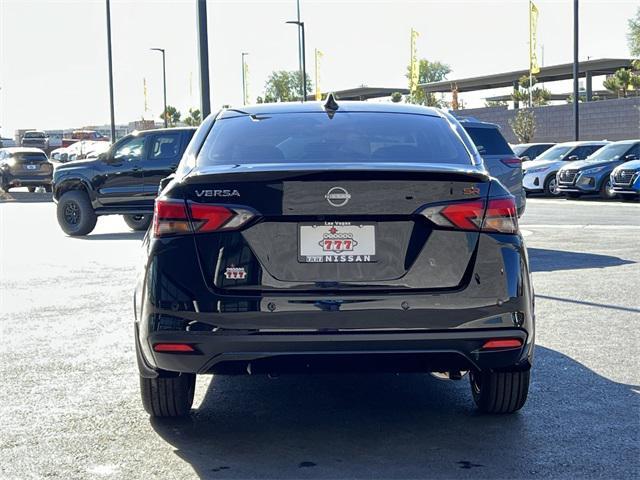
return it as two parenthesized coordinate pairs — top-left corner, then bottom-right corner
(420, 197), (518, 234)
(153, 198), (256, 237)
(440, 200), (485, 230)
(500, 157), (522, 168)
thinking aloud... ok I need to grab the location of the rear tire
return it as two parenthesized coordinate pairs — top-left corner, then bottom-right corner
(56, 190), (97, 236)
(140, 374), (196, 417)
(123, 214), (152, 231)
(470, 369), (530, 413)
(543, 174), (560, 196)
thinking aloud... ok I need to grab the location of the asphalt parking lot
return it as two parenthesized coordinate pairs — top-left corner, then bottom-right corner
(1, 192), (639, 479)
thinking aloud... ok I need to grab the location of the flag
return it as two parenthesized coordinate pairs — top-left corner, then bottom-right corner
(143, 77), (148, 113)
(529, 1), (540, 75)
(315, 49), (323, 100)
(243, 61), (250, 105)
(410, 29), (420, 93)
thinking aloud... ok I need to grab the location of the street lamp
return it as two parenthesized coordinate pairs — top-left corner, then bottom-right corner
(150, 48), (168, 128)
(105, 0), (116, 142)
(286, 20), (306, 101)
(241, 52), (249, 105)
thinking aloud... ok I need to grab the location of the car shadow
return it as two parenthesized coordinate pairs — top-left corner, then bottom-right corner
(0, 191), (53, 203)
(528, 247), (635, 273)
(150, 347), (639, 479)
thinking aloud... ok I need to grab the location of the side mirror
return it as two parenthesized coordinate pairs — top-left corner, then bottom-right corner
(97, 152), (108, 161)
(567, 155), (579, 161)
(624, 154), (638, 161)
(158, 174), (176, 195)
(521, 155), (531, 162)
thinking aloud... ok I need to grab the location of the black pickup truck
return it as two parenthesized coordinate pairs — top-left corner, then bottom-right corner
(52, 127), (196, 236)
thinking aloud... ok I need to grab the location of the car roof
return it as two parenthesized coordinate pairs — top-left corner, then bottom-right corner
(515, 142), (555, 147)
(452, 116), (500, 129)
(552, 140), (610, 147)
(0, 147), (46, 153)
(608, 139), (640, 145)
(132, 126), (197, 136)
(218, 101), (442, 118)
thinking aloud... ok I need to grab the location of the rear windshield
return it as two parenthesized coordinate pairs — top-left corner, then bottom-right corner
(24, 132), (45, 138)
(463, 126), (513, 156)
(12, 152), (48, 162)
(199, 112), (473, 166)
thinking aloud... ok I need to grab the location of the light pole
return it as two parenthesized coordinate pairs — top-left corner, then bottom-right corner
(197, 0), (211, 118)
(286, 20), (306, 101)
(572, 0), (579, 140)
(241, 52), (249, 105)
(105, 0), (116, 142)
(150, 48), (167, 128)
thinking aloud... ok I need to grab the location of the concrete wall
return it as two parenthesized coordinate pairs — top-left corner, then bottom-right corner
(453, 97), (640, 143)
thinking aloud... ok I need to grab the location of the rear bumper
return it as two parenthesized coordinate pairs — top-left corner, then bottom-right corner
(1, 172), (52, 186)
(135, 228), (534, 377)
(137, 326), (533, 376)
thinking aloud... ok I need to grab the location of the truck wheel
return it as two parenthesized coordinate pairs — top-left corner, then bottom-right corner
(599, 178), (615, 199)
(56, 190), (97, 236)
(470, 369), (530, 413)
(543, 174), (560, 196)
(123, 214), (152, 231)
(140, 373), (195, 417)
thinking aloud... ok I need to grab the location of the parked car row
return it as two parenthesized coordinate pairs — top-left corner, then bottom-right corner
(50, 140), (111, 163)
(517, 139), (640, 200)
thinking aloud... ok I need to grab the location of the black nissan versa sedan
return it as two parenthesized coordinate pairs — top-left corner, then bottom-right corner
(134, 100), (535, 417)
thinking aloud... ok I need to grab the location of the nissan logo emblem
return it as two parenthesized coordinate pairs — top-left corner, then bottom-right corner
(325, 186), (351, 207)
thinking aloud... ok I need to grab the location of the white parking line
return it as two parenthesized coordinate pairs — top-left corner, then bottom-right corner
(526, 198), (639, 207)
(521, 224), (640, 229)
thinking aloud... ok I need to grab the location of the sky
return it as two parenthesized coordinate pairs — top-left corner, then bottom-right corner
(0, 0), (638, 135)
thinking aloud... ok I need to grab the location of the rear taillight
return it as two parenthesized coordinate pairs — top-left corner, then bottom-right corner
(153, 198), (255, 237)
(153, 199), (191, 236)
(481, 198), (518, 234)
(420, 197), (518, 234)
(500, 157), (522, 168)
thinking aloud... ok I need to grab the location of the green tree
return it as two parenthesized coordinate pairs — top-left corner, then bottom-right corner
(484, 100), (508, 108)
(603, 68), (638, 98)
(160, 105), (181, 127)
(509, 109), (536, 143)
(183, 108), (202, 126)
(390, 92), (404, 103)
(263, 70), (312, 103)
(628, 7), (640, 56)
(511, 75), (551, 108)
(405, 59), (451, 107)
